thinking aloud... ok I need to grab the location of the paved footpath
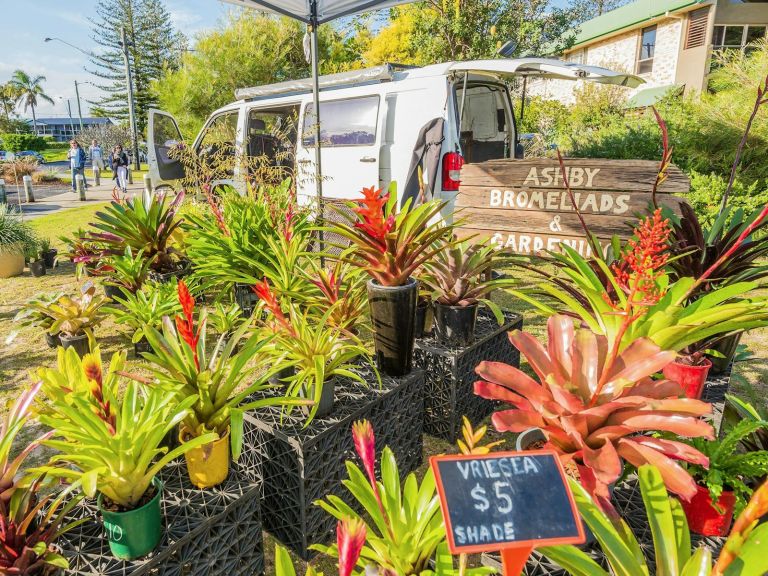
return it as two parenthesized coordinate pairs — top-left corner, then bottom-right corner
(7, 178), (146, 220)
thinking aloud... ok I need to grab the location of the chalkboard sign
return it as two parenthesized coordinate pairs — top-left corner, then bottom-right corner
(431, 450), (584, 554)
(455, 158), (690, 257)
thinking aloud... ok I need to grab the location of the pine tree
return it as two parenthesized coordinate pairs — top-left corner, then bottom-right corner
(87, 0), (186, 134)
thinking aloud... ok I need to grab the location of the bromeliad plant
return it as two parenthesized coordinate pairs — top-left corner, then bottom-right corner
(511, 209), (768, 355)
(305, 262), (368, 333)
(254, 279), (375, 422)
(103, 247), (155, 294)
(207, 301), (245, 336)
(0, 383), (85, 575)
(84, 191), (185, 274)
(313, 421), (494, 576)
(31, 283), (108, 340)
(36, 347), (216, 507)
(540, 465), (768, 576)
(329, 185), (454, 287)
(104, 280), (182, 346)
(474, 314), (714, 514)
(141, 280), (304, 464)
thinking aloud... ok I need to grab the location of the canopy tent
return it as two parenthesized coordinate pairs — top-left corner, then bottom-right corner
(223, 0), (417, 201)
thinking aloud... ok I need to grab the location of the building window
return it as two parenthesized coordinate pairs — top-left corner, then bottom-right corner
(713, 24), (768, 52)
(637, 25), (656, 75)
(685, 7), (710, 49)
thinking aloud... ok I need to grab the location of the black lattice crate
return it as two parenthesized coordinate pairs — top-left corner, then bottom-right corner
(414, 309), (523, 441)
(57, 417), (264, 576)
(244, 365), (424, 559)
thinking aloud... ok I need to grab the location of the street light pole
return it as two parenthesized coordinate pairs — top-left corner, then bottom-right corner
(66, 99), (75, 140)
(74, 81), (84, 132)
(120, 26), (141, 171)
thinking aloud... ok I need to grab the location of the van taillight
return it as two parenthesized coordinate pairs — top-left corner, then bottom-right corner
(442, 152), (464, 191)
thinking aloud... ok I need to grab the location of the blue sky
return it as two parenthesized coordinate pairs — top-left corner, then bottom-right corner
(0, 0), (231, 117)
(0, 0), (572, 119)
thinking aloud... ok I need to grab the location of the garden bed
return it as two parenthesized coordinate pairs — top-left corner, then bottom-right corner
(414, 309), (523, 441)
(243, 365), (425, 559)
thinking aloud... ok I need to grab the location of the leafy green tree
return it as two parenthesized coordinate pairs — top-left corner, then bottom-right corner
(8, 70), (54, 135)
(153, 12), (365, 137)
(88, 0), (186, 133)
(0, 83), (19, 122)
(570, 0), (631, 22)
(367, 0), (576, 65)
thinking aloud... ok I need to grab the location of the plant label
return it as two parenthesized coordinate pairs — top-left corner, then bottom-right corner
(430, 450), (585, 575)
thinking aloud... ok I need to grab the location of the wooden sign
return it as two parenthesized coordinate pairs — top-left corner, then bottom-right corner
(456, 158), (689, 257)
(430, 450), (584, 575)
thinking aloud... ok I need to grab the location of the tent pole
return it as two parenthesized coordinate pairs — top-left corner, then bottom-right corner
(310, 3), (322, 203)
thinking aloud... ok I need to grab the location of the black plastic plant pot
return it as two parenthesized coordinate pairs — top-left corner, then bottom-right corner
(269, 365), (295, 386)
(29, 260), (46, 277)
(133, 337), (153, 358)
(367, 277), (418, 377)
(415, 300), (429, 339)
(104, 283), (126, 301)
(42, 248), (57, 268)
(433, 302), (479, 347)
(97, 478), (163, 560)
(709, 332), (742, 375)
(60, 333), (89, 358)
(314, 377), (336, 419)
(149, 259), (191, 284)
(45, 331), (61, 349)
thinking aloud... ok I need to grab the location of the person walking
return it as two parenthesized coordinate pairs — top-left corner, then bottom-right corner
(67, 140), (87, 192)
(112, 144), (129, 194)
(89, 139), (105, 172)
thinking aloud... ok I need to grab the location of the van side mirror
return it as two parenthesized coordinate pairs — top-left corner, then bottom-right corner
(514, 141), (525, 159)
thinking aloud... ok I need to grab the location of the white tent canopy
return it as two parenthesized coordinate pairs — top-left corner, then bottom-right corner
(223, 0), (412, 25)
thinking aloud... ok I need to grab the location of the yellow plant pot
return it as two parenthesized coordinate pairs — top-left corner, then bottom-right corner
(180, 427), (230, 488)
(0, 250), (24, 279)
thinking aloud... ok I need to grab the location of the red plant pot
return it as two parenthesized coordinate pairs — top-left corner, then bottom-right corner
(679, 484), (736, 536)
(662, 358), (712, 399)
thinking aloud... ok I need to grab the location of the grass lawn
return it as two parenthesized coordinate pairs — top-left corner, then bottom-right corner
(2, 206), (768, 574)
(40, 147), (68, 163)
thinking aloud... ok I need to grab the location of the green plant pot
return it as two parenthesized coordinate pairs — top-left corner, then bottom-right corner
(97, 477), (163, 560)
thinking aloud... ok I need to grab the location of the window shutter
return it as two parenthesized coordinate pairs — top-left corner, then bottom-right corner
(685, 7), (710, 49)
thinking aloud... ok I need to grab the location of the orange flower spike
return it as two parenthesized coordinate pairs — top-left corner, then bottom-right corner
(336, 517), (367, 576)
(353, 187), (393, 251)
(252, 278), (293, 334)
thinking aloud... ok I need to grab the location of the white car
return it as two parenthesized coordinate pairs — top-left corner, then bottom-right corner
(148, 58), (641, 214)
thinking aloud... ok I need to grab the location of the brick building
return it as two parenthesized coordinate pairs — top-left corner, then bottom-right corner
(528, 0), (768, 106)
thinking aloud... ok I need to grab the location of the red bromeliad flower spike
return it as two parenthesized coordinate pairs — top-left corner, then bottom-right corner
(352, 419), (387, 514)
(353, 186), (394, 252)
(175, 280), (201, 371)
(82, 353), (116, 434)
(336, 517), (366, 576)
(252, 278), (294, 334)
(283, 201), (296, 243)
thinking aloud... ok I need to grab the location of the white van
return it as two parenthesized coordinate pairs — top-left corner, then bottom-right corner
(148, 58), (641, 210)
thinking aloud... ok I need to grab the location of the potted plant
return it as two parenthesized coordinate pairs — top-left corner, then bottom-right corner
(474, 314), (714, 515)
(102, 246), (155, 299)
(141, 280), (305, 488)
(39, 236), (57, 268)
(254, 279), (376, 421)
(34, 347), (217, 560)
(103, 280), (182, 356)
(662, 349), (713, 399)
(25, 240), (46, 277)
(58, 228), (110, 279)
(0, 382), (86, 575)
(328, 186), (454, 376)
(419, 239), (516, 347)
(34, 283), (107, 357)
(0, 204), (35, 279)
(14, 292), (64, 348)
(679, 418), (768, 536)
(540, 465), (768, 576)
(306, 261), (369, 336)
(84, 190), (186, 276)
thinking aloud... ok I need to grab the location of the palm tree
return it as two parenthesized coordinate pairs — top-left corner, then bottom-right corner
(9, 70), (54, 134)
(0, 83), (18, 121)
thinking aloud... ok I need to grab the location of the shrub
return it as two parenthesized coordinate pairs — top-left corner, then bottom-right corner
(32, 169), (64, 184)
(0, 133), (46, 152)
(0, 158), (38, 183)
(684, 171), (768, 229)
